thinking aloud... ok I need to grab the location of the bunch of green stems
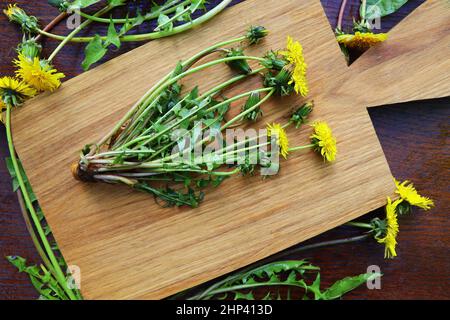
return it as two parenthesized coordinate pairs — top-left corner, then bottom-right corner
(74, 27), (305, 206)
(4, 105), (81, 300)
(41, 0), (234, 61)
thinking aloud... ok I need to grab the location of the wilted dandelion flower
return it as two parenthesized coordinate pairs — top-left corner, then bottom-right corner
(3, 4), (39, 33)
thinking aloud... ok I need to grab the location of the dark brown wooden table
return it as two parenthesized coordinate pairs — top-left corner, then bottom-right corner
(0, 0), (448, 300)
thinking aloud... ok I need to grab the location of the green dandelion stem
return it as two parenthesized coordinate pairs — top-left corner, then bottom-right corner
(288, 144), (315, 152)
(269, 234), (372, 262)
(157, 130), (261, 165)
(5, 104), (77, 300)
(48, 5), (114, 62)
(15, 189), (56, 279)
(222, 88), (275, 130)
(361, 0), (368, 20)
(201, 67), (267, 98)
(143, 116), (223, 161)
(346, 221), (374, 229)
(144, 66), (266, 141)
(95, 35), (249, 148)
(155, 0), (204, 32)
(141, 55), (267, 106)
(78, 0), (190, 24)
(126, 167), (241, 176)
(201, 141), (271, 164)
(152, 168), (241, 176)
(114, 67), (266, 149)
(150, 90), (275, 164)
(130, 60), (267, 139)
(282, 121), (292, 129)
(37, 0), (233, 43)
(119, 86), (271, 150)
(192, 281), (310, 299)
(87, 149), (157, 160)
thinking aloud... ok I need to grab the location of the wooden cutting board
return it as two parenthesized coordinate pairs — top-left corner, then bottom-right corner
(11, 0), (450, 299)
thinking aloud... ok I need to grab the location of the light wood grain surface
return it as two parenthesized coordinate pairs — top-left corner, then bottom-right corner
(344, 0), (450, 107)
(10, 0), (449, 299)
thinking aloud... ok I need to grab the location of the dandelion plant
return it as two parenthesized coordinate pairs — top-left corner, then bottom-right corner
(72, 26), (338, 207)
(178, 260), (381, 300)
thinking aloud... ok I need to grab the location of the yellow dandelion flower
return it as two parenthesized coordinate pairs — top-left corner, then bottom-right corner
(280, 36), (309, 96)
(394, 179), (435, 210)
(280, 36), (304, 65)
(0, 76), (37, 100)
(3, 4), (18, 18)
(336, 31), (388, 49)
(14, 53), (65, 92)
(377, 197), (401, 259)
(267, 123), (289, 159)
(310, 121), (337, 162)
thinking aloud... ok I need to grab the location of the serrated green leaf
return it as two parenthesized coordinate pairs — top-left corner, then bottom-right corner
(175, 5), (190, 22)
(118, 14), (132, 34)
(107, 19), (121, 48)
(362, 0), (409, 19)
(5, 157), (37, 202)
(157, 13), (173, 32)
(192, 260), (320, 300)
(188, 86), (199, 100)
(7, 256), (27, 272)
(82, 35), (108, 71)
(5, 157), (19, 191)
(131, 10), (145, 28)
(190, 0), (206, 12)
(36, 208), (45, 222)
(242, 92), (262, 121)
(322, 272), (382, 300)
(250, 260), (316, 279)
(7, 256), (71, 300)
(173, 62), (184, 76)
(268, 273), (280, 283)
(234, 291), (255, 300)
(44, 224), (52, 236)
(309, 272), (323, 300)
